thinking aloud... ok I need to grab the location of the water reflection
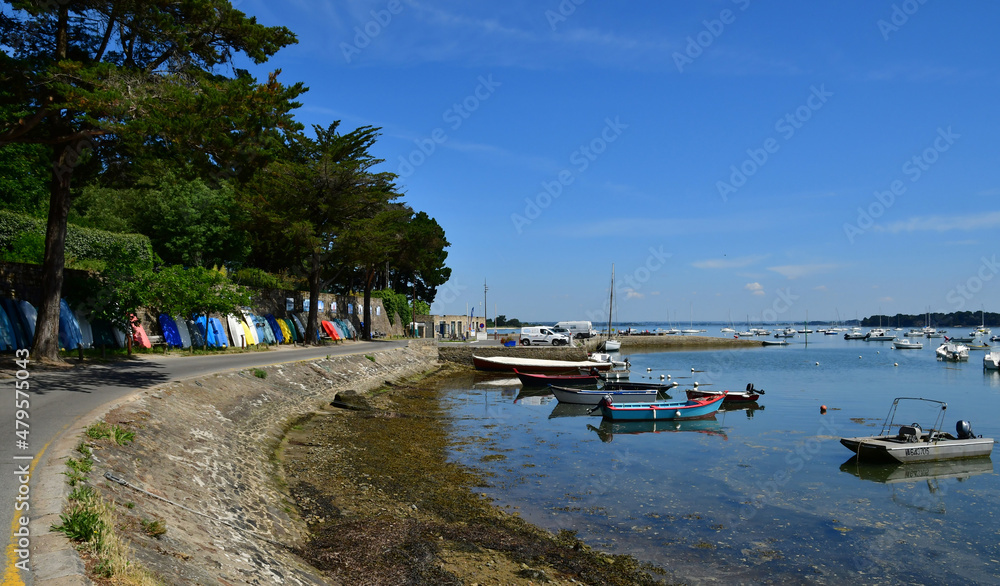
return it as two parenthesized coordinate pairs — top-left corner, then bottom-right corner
(587, 418), (728, 442)
(840, 456), (993, 484)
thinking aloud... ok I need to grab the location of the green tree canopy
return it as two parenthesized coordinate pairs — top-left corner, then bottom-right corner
(0, 0), (303, 361)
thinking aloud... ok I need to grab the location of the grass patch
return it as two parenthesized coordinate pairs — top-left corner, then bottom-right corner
(85, 422), (135, 445)
(365, 354), (376, 362)
(253, 368), (268, 379)
(140, 518), (167, 539)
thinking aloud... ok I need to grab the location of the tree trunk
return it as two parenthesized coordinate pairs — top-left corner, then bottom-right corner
(305, 249), (320, 345)
(363, 266), (374, 341)
(31, 142), (74, 362)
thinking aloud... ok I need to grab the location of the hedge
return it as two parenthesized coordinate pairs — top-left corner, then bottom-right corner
(0, 210), (153, 267)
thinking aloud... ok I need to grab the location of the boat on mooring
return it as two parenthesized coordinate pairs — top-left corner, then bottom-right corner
(686, 383), (763, 403)
(984, 351), (1000, 371)
(595, 394), (725, 421)
(935, 342), (970, 362)
(840, 397), (994, 463)
(548, 384), (661, 405)
(473, 355), (611, 374)
(892, 338), (923, 350)
(513, 369), (599, 387)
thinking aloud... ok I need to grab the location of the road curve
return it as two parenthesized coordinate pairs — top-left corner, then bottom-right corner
(1, 340), (407, 583)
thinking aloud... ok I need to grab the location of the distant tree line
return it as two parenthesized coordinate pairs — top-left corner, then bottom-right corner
(862, 312), (997, 328)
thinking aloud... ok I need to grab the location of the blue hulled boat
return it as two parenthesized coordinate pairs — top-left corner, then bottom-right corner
(597, 393), (725, 421)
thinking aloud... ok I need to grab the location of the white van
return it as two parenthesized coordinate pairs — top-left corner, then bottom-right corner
(520, 326), (570, 346)
(554, 321), (596, 339)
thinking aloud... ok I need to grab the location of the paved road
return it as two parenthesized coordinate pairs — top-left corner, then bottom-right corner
(0, 340), (406, 583)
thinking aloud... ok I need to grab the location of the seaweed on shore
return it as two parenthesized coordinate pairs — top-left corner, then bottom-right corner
(281, 367), (671, 585)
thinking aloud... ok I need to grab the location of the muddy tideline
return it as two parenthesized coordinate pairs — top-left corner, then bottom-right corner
(281, 364), (672, 585)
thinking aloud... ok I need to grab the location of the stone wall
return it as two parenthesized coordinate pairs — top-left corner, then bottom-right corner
(59, 343), (438, 584)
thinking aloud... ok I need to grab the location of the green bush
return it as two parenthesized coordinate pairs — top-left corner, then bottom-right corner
(0, 210), (153, 268)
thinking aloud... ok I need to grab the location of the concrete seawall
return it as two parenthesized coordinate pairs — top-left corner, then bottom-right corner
(44, 342), (438, 584)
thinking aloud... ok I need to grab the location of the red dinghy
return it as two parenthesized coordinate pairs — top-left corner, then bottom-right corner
(513, 368), (601, 387)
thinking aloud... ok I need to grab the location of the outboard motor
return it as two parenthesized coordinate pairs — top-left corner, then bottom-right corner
(956, 420), (975, 439)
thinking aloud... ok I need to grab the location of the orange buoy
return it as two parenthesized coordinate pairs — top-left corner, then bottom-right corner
(820, 405), (827, 414)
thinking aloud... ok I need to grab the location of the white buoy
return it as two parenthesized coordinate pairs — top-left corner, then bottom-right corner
(693, 381), (699, 387)
(815, 362), (819, 366)
(859, 355), (862, 359)
(647, 367), (652, 372)
(894, 362), (898, 367)
(660, 374), (665, 380)
(667, 374), (671, 379)
(877, 351), (880, 354)
(691, 367), (695, 372)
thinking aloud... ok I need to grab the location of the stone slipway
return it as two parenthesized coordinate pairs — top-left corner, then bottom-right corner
(33, 342), (437, 585)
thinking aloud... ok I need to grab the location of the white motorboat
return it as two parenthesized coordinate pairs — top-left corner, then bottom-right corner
(936, 342), (970, 362)
(844, 328), (866, 340)
(840, 397), (993, 463)
(588, 352), (629, 369)
(984, 351), (1000, 371)
(549, 384), (660, 405)
(893, 338), (923, 350)
(864, 328), (896, 341)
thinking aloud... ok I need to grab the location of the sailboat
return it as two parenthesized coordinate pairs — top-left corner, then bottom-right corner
(598, 264), (621, 351)
(720, 310), (735, 333)
(681, 302), (700, 334)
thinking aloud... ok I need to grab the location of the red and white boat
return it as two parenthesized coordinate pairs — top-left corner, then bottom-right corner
(473, 355), (612, 374)
(513, 368), (600, 386)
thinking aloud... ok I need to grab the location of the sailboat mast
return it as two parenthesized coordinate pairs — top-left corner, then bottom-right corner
(607, 264), (614, 340)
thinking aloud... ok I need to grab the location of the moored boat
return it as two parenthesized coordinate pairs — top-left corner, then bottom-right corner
(984, 351), (1000, 371)
(473, 355), (612, 374)
(596, 394), (725, 421)
(892, 338), (923, 350)
(840, 397), (993, 463)
(935, 342), (969, 362)
(686, 383), (763, 403)
(513, 369), (600, 387)
(549, 384), (661, 405)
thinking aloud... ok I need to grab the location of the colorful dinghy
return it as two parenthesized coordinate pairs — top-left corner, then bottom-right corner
(185, 319), (206, 348)
(90, 319), (119, 348)
(321, 320), (339, 340)
(226, 315), (247, 348)
(276, 318), (293, 344)
(58, 299), (83, 350)
(173, 316), (192, 349)
(158, 314), (183, 348)
(265, 314), (285, 344)
(0, 305), (15, 351)
(17, 300), (37, 342)
(284, 318), (300, 343)
(254, 315), (275, 344)
(210, 317), (228, 347)
(131, 315), (152, 349)
(74, 309), (94, 349)
(2, 299), (29, 349)
(240, 310), (260, 344)
(596, 394), (725, 421)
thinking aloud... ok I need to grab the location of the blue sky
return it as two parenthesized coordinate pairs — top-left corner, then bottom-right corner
(237, 0), (1000, 324)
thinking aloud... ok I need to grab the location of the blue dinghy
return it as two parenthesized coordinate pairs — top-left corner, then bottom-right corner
(597, 394), (725, 421)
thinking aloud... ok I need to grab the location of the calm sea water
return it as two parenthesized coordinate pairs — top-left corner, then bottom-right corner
(440, 325), (1000, 584)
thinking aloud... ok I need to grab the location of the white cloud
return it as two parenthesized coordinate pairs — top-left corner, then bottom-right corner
(878, 211), (1000, 233)
(623, 288), (644, 299)
(745, 282), (765, 296)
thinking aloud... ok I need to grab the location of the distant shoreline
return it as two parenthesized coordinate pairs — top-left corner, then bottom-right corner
(586, 334), (763, 350)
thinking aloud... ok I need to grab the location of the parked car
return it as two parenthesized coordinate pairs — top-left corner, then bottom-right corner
(554, 321), (596, 339)
(520, 326), (570, 346)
